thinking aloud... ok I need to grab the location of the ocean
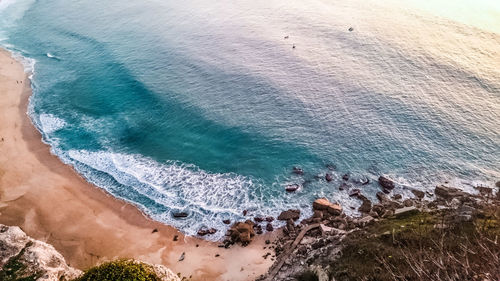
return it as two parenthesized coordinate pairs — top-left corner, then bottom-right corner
(1, 0), (499, 240)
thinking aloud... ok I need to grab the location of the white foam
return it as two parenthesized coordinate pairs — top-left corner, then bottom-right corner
(66, 149), (275, 240)
(38, 113), (66, 134)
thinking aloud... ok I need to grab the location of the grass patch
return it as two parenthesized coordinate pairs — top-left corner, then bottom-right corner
(330, 207), (500, 281)
(72, 259), (162, 281)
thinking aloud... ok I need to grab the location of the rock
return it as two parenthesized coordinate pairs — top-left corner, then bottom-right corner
(228, 221), (256, 245)
(376, 192), (390, 203)
(265, 216), (275, 222)
(495, 181), (500, 188)
(348, 189), (361, 197)
(197, 227), (217, 236)
(319, 224), (333, 235)
(313, 198), (331, 211)
(372, 204), (385, 216)
(358, 215), (374, 225)
(172, 212), (188, 218)
(285, 184), (300, 192)
(348, 27), (354, 32)
(0, 224), (82, 280)
(327, 204), (342, 216)
(394, 206), (419, 218)
(325, 173), (333, 182)
(378, 176), (395, 190)
(254, 217), (264, 223)
(392, 194), (403, 200)
(313, 210), (324, 219)
(475, 185), (492, 196)
(173, 235), (178, 241)
(278, 209), (301, 221)
(266, 223), (274, 232)
(178, 252), (185, 261)
(411, 189), (425, 199)
(382, 209), (394, 218)
(361, 178), (370, 185)
(152, 228), (158, 233)
(292, 167), (304, 175)
(342, 174), (349, 181)
(223, 219), (231, 225)
(435, 185), (467, 200)
(403, 199), (414, 207)
(358, 197), (372, 213)
(243, 210), (248, 216)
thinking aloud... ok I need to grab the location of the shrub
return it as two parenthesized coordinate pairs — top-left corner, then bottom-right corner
(73, 259), (161, 281)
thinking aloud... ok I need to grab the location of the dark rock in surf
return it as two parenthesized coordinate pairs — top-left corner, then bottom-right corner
(325, 173), (333, 182)
(342, 174), (350, 181)
(173, 212), (188, 218)
(223, 219), (231, 225)
(378, 176), (395, 190)
(265, 216), (274, 222)
(348, 189), (361, 197)
(285, 184), (300, 192)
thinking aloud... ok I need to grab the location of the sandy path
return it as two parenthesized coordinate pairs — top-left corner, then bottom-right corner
(0, 49), (275, 280)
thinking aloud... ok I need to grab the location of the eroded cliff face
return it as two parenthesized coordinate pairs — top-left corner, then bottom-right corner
(0, 224), (82, 281)
(0, 224), (182, 281)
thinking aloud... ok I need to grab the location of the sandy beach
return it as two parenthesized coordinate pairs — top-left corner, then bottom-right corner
(0, 49), (275, 280)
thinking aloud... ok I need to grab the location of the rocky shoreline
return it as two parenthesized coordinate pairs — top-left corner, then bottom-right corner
(258, 177), (500, 281)
(253, 180), (500, 281)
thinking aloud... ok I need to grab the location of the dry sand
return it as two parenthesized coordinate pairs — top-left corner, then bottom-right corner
(0, 48), (276, 280)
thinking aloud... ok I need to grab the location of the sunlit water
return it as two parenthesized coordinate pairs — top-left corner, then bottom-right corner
(1, 0), (499, 240)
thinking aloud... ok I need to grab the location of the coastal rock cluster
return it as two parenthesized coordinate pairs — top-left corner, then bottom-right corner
(257, 182), (500, 281)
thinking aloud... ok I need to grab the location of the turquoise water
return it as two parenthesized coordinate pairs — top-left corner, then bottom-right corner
(1, 0), (499, 239)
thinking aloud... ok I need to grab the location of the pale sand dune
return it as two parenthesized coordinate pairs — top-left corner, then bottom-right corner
(0, 49), (275, 281)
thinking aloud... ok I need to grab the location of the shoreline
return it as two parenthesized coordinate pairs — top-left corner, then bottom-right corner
(0, 48), (275, 280)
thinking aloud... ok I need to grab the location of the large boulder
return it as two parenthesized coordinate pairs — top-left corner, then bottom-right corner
(313, 198), (331, 211)
(228, 221), (256, 246)
(378, 176), (395, 190)
(0, 224), (82, 281)
(278, 209), (301, 221)
(435, 185), (468, 200)
(313, 198), (342, 216)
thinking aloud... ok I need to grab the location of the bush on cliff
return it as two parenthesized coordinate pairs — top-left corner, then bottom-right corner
(73, 259), (161, 281)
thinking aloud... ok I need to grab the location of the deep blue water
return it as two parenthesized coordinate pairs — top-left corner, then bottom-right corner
(1, 0), (499, 239)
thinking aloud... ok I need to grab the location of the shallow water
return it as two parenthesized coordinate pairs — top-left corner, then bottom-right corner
(1, 0), (499, 239)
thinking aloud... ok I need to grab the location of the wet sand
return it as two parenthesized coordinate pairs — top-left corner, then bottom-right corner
(0, 48), (275, 280)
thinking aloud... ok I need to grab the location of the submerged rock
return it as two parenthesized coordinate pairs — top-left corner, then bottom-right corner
(292, 167), (304, 175)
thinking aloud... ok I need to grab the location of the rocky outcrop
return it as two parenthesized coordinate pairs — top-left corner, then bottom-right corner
(0, 224), (82, 281)
(278, 209), (301, 221)
(227, 221), (256, 246)
(0, 225), (181, 281)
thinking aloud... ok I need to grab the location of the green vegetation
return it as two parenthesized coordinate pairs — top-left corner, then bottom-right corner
(330, 206), (500, 281)
(72, 259), (162, 281)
